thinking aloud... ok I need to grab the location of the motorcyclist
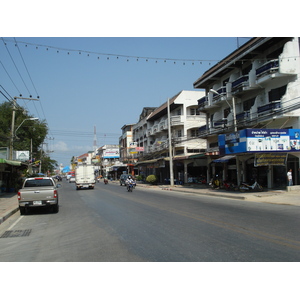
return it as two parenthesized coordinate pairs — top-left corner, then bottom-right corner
(125, 176), (135, 188)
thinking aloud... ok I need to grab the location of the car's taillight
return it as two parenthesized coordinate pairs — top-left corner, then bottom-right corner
(54, 190), (57, 198)
(17, 191), (21, 201)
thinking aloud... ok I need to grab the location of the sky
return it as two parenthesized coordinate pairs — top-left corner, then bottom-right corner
(0, 36), (250, 167)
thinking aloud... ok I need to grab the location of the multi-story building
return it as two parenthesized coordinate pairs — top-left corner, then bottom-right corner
(134, 90), (207, 183)
(118, 124), (136, 175)
(194, 37), (300, 189)
(132, 107), (157, 159)
(97, 144), (121, 178)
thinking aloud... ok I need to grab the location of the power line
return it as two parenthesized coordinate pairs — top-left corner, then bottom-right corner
(1, 38), (32, 96)
(13, 38), (40, 98)
(0, 60), (22, 96)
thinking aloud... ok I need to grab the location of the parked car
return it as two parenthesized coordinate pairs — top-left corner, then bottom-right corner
(18, 177), (60, 214)
(69, 177), (75, 183)
(119, 174), (131, 186)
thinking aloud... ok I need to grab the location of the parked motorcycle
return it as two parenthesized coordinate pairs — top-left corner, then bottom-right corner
(222, 180), (236, 191)
(239, 181), (263, 192)
(209, 176), (221, 189)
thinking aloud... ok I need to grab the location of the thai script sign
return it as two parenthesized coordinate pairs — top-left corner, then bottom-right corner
(254, 153), (287, 166)
(219, 129), (300, 155)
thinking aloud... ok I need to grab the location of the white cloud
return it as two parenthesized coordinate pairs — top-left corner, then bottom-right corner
(53, 141), (69, 152)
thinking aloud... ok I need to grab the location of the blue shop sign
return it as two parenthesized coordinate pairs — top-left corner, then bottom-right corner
(219, 129), (300, 155)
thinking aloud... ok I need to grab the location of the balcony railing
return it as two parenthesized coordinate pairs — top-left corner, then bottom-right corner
(232, 75), (249, 92)
(236, 110), (250, 120)
(213, 119), (227, 127)
(256, 59), (279, 78)
(199, 125), (207, 132)
(212, 86), (227, 103)
(197, 96), (208, 107)
(257, 100), (281, 115)
(171, 115), (184, 125)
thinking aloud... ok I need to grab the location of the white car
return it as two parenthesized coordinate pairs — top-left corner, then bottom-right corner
(69, 177), (75, 183)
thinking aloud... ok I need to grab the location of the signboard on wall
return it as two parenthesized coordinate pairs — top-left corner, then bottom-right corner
(219, 129), (300, 155)
(254, 153), (287, 166)
(15, 151), (29, 161)
(103, 149), (120, 158)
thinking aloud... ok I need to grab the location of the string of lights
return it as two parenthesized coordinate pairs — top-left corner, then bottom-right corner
(2, 38), (299, 67)
(1, 38), (225, 66)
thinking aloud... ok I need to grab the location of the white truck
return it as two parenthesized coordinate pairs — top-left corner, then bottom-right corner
(75, 163), (95, 190)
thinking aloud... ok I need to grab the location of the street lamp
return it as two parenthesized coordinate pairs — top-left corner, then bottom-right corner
(9, 117), (39, 160)
(15, 117), (39, 139)
(210, 89), (237, 132)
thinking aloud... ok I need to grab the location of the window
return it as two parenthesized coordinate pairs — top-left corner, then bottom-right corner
(191, 130), (197, 137)
(177, 130), (182, 138)
(268, 85), (287, 102)
(176, 109), (181, 115)
(224, 107), (231, 119)
(190, 108), (200, 115)
(243, 97), (255, 111)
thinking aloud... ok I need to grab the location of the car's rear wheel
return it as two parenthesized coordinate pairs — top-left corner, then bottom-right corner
(19, 206), (26, 215)
(52, 204), (59, 213)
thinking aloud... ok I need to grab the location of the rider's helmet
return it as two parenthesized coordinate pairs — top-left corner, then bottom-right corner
(128, 176), (132, 179)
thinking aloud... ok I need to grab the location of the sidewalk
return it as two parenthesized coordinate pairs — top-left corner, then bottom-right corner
(0, 192), (19, 225)
(1, 182), (299, 225)
(111, 180), (300, 206)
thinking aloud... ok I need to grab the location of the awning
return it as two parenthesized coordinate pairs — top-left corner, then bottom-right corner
(213, 155), (236, 163)
(0, 158), (22, 166)
(135, 159), (159, 165)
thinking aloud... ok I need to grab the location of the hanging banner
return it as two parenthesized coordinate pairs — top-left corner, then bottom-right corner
(254, 153), (287, 167)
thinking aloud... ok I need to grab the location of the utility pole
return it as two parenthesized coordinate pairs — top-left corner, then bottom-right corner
(9, 96), (39, 160)
(167, 98), (174, 187)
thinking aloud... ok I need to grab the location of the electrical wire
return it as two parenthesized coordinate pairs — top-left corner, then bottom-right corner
(1, 38), (32, 96)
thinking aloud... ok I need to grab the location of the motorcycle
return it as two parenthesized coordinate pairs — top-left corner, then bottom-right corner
(239, 181), (263, 192)
(222, 180), (236, 191)
(209, 176), (221, 189)
(104, 178), (108, 184)
(127, 183), (134, 192)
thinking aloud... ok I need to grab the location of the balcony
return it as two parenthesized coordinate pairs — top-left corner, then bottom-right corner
(212, 86), (227, 104)
(231, 75), (249, 94)
(197, 96), (209, 111)
(213, 118), (227, 127)
(147, 128), (154, 136)
(256, 59), (279, 79)
(159, 119), (168, 131)
(171, 115), (184, 126)
(257, 100), (281, 116)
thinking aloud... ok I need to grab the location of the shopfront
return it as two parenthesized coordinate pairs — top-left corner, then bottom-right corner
(218, 129), (300, 189)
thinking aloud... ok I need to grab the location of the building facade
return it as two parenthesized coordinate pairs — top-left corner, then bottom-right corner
(133, 90), (207, 183)
(194, 37), (300, 189)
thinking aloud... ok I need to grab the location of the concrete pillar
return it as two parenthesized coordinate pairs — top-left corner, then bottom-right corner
(184, 161), (188, 184)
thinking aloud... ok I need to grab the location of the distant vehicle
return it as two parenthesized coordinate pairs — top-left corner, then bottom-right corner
(120, 174), (131, 186)
(17, 177), (60, 214)
(75, 163), (95, 190)
(69, 177), (75, 183)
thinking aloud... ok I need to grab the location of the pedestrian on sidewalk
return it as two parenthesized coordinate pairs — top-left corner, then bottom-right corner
(287, 169), (293, 186)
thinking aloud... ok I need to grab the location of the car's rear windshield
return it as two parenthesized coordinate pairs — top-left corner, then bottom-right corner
(24, 179), (54, 187)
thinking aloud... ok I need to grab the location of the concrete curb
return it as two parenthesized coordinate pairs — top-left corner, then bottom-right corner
(0, 206), (19, 225)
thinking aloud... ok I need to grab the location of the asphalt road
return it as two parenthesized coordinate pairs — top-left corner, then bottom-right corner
(0, 180), (300, 262)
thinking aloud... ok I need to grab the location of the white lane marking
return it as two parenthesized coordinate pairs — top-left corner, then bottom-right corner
(8, 216), (23, 230)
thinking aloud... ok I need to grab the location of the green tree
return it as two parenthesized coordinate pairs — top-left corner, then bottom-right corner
(0, 101), (57, 171)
